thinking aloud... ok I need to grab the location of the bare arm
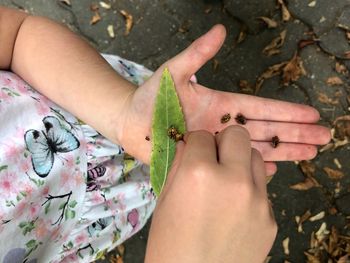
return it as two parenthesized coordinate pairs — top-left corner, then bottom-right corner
(0, 6), (135, 144)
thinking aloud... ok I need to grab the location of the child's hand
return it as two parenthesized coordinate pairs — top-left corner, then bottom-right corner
(145, 126), (277, 263)
(117, 25), (330, 175)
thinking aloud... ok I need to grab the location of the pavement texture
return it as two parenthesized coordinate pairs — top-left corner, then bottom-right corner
(1, 0), (350, 262)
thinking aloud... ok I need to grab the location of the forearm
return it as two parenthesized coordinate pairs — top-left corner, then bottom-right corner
(1, 7), (135, 144)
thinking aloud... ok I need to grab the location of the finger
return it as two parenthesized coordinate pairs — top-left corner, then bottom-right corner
(251, 148), (267, 196)
(215, 125), (251, 170)
(161, 141), (186, 196)
(168, 24), (226, 82)
(243, 120), (331, 145)
(265, 162), (277, 176)
(251, 141), (317, 161)
(234, 93), (320, 123)
(182, 130), (217, 165)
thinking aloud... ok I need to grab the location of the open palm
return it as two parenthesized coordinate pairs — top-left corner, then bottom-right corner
(118, 25), (330, 175)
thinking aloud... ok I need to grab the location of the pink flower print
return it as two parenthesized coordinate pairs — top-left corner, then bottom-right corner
(60, 253), (79, 263)
(90, 191), (104, 205)
(35, 219), (49, 239)
(50, 225), (62, 241)
(74, 171), (84, 186)
(16, 83), (29, 95)
(65, 155), (75, 170)
(0, 171), (18, 198)
(35, 101), (50, 116)
(29, 203), (41, 219)
(3, 141), (22, 162)
(60, 171), (77, 191)
(14, 201), (27, 218)
(41, 185), (50, 196)
(116, 193), (126, 211)
(15, 127), (25, 140)
(74, 232), (89, 246)
(20, 159), (31, 174)
(19, 182), (34, 198)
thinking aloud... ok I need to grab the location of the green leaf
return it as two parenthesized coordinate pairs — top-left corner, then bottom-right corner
(26, 239), (37, 249)
(44, 202), (51, 214)
(150, 68), (186, 196)
(69, 200), (77, 208)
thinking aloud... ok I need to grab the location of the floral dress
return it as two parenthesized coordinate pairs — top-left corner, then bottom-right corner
(0, 54), (156, 262)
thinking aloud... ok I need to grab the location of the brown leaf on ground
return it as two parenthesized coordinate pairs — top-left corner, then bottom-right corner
(237, 26), (247, 44)
(296, 210), (312, 233)
(100, 1), (112, 9)
(277, 0), (291, 22)
(290, 161), (320, 190)
(290, 178), (319, 190)
(109, 254), (124, 263)
(306, 225), (350, 262)
(317, 92), (339, 105)
(335, 62), (348, 75)
(263, 30), (287, 56)
(323, 167), (344, 180)
(255, 62), (287, 94)
(259, 16), (278, 28)
(326, 76), (344, 86)
(298, 39), (317, 49)
(117, 244), (125, 256)
(59, 0), (71, 6)
(300, 160), (316, 177)
(282, 237), (290, 255)
(90, 3), (99, 11)
(333, 115), (350, 140)
(282, 52), (306, 85)
(120, 10), (133, 36)
(90, 11), (101, 25)
(239, 80), (254, 94)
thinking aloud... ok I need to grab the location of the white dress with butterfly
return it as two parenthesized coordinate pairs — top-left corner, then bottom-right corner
(0, 55), (156, 262)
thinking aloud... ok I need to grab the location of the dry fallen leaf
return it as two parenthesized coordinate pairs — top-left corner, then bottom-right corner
(282, 52), (306, 85)
(237, 27), (247, 44)
(278, 0), (291, 22)
(255, 62), (287, 94)
(109, 254), (124, 263)
(296, 210), (312, 233)
(59, 0), (71, 6)
(212, 59), (219, 72)
(283, 237), (290, 255)
(333, 158), (342, 169)
(120, 10), (133, 36)
(90, 3), (99, 11)
(309, 211), (325, 222)
(333, 115), (350, 140)
(263, 30), (287, 56)
(298, 39), (317, 49)
(317, 92), (339, 105)
(323, 167), (344, 180)
(308, 1), (317, 7)
(107, 25), (115, 38)
(326, 76), (344, 86)
(290, 161), (320, 190)
(239, 80), (255, 94)
(255, 52), (306, 93)
(335, 62), (348, 75)
(117, 244), (125, 256)
(90, 11), (101, 25)
(259, 16), (278, 28)
(100, 1), (111, 9)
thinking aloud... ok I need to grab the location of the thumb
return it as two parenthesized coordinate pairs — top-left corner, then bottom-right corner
(159, 140), (186, 197)
(168, 24), (226, 82)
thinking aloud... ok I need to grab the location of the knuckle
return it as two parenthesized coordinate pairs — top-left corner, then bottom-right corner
(224, 125), (251, 140)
